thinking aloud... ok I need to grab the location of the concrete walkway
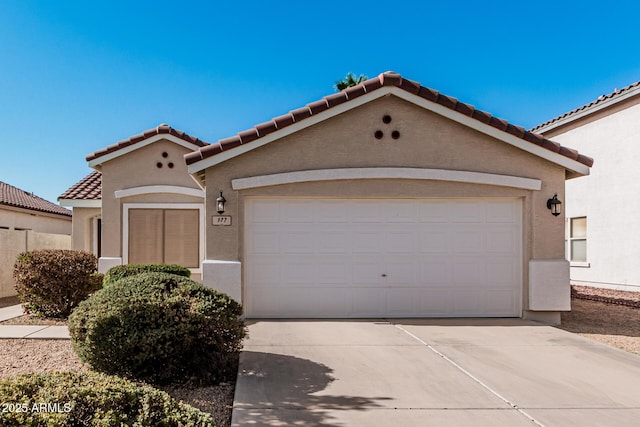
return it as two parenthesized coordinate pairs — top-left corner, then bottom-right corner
(232, 319), (640, 427)
(0, 304), (69, 339)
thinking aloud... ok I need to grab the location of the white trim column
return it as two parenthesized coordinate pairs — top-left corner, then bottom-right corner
(202, 260), (242, 302)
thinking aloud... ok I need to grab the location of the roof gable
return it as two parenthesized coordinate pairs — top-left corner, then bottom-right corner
(87, 124), (209, 168)
(1, 181), (71, 217)
(185, 72), (593, 180)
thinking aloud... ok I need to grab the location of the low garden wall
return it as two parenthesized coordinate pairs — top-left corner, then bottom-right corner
(0, 229), (71, 297)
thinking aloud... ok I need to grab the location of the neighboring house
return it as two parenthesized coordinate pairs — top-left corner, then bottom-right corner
(61, 71), (593, 323)
(0, 181), (72, 297)
(533, 81), (640, 292)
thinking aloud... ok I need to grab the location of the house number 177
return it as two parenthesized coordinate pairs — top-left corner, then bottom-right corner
(212, 216), (232, 226)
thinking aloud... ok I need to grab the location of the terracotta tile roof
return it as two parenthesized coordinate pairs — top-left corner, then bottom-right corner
(58, 170), (102, 201)
(86, 124), (209, 162)
(0, 181), (72, 217)
(532, 80), (640, 132)
(184, 72), (593, 168)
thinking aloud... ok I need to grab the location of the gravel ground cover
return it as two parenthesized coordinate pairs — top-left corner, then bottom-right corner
(0, 314), (67, 326)
(558, 285), (640, 355)
(0, 339), (236, 426)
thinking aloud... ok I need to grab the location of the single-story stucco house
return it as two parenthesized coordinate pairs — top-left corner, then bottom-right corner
(533, 81), (639, 291)
(1, 181), (72, 297)
(59, 71), (593, 323)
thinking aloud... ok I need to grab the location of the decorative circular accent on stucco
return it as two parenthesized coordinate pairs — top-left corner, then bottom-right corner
(392, 130), (400, 139)
(382, 115), (392, 124)
(374, 130), (384, 139)
(156, 162), (163, 168)
(162, 152), (168, 158)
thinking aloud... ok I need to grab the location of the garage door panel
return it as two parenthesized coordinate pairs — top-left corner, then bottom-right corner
(282, 260), (317, 286)
(290, 288), (352, 317)
(249, 230), (280, 253)
(420, 229), (450, 253)
(451, 228), (486, 253)
(352, 230), (382, 253)
(419, 289), (453, 316)
(282, 230), (315, 254)
(317, 200), (350, 222)
(486, 200), (520, 223)
(452, 258), (488, 284)
(351, 289), (384, 316)
(246, 198), (522, 318)
(486, 225), (520, 252)
(315, 258), (350, 285)
(285, 200), (315, 223)
(249, 258), (280, 285)
(352, 258), (386, 286)
(417, 202), (449, 222)
(452, 289), (486, 315)
(385, 255), (419, 284)
(486, 258), (519, 286)
(249, 200), (281, 222)
(316, 231), (350, 254)
(452, 201), (486, 223)
(385, 200), (419, 222)
(420, 257), (451, 284)
(348, 200), (384, 222)
(384, 229), (418, 253)
(387, 289), (420, 315)
(485, 290), (519, 315)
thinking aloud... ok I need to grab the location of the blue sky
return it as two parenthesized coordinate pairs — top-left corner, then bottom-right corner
(1, 1), (639, 204)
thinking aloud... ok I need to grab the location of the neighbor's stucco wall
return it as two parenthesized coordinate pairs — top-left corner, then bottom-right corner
(542, 99), (640, 291)
(0, 229), (71, 297)
(0, 205), (71, 235)
(202, 95), (567, 309)
(99, 139), (204, 260)
(0, 206), (72, 297)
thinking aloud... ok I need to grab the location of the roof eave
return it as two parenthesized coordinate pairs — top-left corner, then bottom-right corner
(88, 134), (205, 168)
(58, 199), (102, 208)
(535, 84), (640, 134)
(188, 86), (591, 178)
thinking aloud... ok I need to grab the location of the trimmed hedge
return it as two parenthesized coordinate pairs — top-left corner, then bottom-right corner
(13, 250), (101, 318)
(69, 272), (245, 385)
(103, 263), (191, 286)
(0, 370), (213, 426)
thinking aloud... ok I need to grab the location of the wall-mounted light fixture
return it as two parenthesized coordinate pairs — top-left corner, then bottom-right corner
(546, 194), (562, 217)
(216, 191), (226, 215)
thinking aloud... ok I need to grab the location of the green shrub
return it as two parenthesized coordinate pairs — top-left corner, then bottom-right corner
(0, 370), (213, 426)
(13, 249), (100, 318)
(69, 272), (245, 385)
(103, 263), (191, 286)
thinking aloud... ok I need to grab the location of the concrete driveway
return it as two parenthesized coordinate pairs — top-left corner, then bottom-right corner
(232, 319), (640, 426)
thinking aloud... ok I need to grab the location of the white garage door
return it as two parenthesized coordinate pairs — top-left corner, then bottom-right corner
(245, 198), (522, 318)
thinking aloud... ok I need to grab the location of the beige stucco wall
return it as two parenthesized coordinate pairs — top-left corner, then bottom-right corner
(201, 95), (568, 313)
(0, 206), (71, 235)
(98, 139), (204, 260)
(0, 229), (71, 297)
(69, 207), (101, 253)
(0, 206), (72, 297)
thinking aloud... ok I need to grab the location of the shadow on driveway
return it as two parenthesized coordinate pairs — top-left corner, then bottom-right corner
(232, 351), (391, 426)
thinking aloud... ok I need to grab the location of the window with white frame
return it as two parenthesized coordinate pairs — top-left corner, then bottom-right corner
(566, 216), (587, 262)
